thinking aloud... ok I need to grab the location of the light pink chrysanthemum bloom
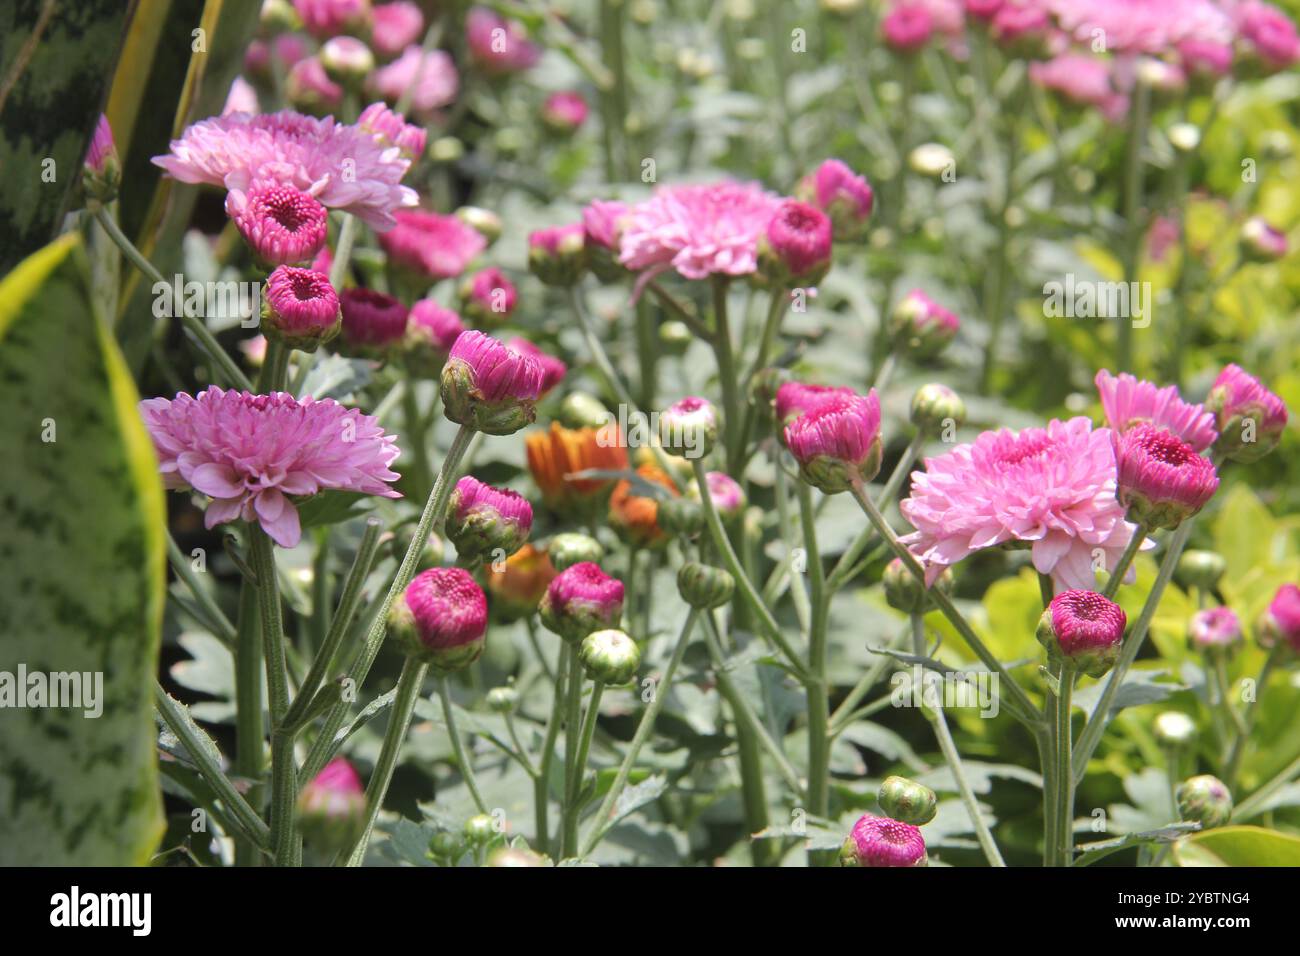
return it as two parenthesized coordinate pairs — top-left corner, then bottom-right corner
(139, 387), (401, 548)
(1095, 370), (1218, 452)
(227, 183), (329, 266)
(1206, 363), (1288, 462)
(370, 1), (425, 59)
(619, 181), (782, 281)
(466, 6), (541, 74)
(1189, 606), (1242, 650)
(1028, 54), (1128, 122)
(1238, 1), (1300, 70)
(357, 102), (426, 161)
(223, 76), (260, 116)
(899, 417), (1151, 590)
(582, 199), (630, 251)
(377, 209), (486, 279)
(368, 46), (459, 117)
(152, 110), (417, 231)
(1045, 0), (1234, 55)
(294, 0), (372, 39)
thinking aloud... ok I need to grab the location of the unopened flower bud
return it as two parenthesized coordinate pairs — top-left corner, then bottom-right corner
(455, 205), (503, 245)
(441, 330), (543, 435)
(1177, 775), (1233, 829)
(838, 814), (927, 867)
(889, 290), (959, 358)
(883, 558), (952, 613)
(756, 200), (833, 288)
(388, 567), (488, 672)
(319, 35), (375, 86)
(658, 496), (704, 538)
(82, 114), (121, 206)
(1240, 216), (1288, 263)
(464, 813), (498, 843)
(539, 562), (625, 643)
(557, 391), (613, 429)
(784, 391), (883, 494)
(658, 320), (693, 356)
(693, 471), (746, 521)
(445, 476), (533, 565)
(297, 757), (366, 851)
(1153, 711), (1197, 749)
(878, 775), (938, 826)
(579, 628), (641, 684)
(1188, 606), (1242, 651)
(1206, 364), (1288, 464)
(1255, 583), (1300, 653)
(486, 685), (519, 713)
(548, 532), (604, 572)
(1176, 549), (1227, 592)
(910, 383), (966, 436)
(795, 159), (873, 242)
(261, 266), (341, 350)
(659, 396), (718, 458)
(1117, 424), (1218, 531)
(528, 224), (587, 287)
(677, 561), (735, 609)
(1036, 589), (1127, 679)
(459, 267), (517, 328)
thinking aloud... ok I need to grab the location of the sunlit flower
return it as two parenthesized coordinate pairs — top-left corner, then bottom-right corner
(1037, 588), (1127, 677)
(1094, 369), (1218, 452)
(377, 209), (486, 280)
(368, 46), (459, 116)
(227, 183), (329, 266)
(370, 1), (425, 59)
(357, 102), (427, 161)
(1116, 424), (1219, 530)
(485, 543), (558, 621)
(1189, 606), (1242, 650)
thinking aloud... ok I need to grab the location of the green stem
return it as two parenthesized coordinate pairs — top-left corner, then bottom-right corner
(1233, 749), (1300, 822)
(438, 675), (488, 814)
(581, 610), (699, 856)
(711, 278), (744, 473)
(828, 624), (905, 734)
(535, 644), (571, 855)
(561, 650), (586, 858)
(1036, 724), (1058, 867)
(232, 577), (263, 866)
(94, 207), (252, 390)
(797, 482), (831, 823)
(1101, 527), (1147, 599)
(1118, 81), (1152, 373)
(166, 533), (237, 645)
(300, 424), (475, 784)
(343, 657), (428, 866)
(1055, 661), (1076, 865)
(1223, 646), (1281, 788)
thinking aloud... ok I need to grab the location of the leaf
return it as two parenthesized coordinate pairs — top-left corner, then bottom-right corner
(611, 774), (668, 825)
(1074, 668), (1183, 719)
(0, 234), (166, 864)
(296, 354), (373, 402)
(1173, 826), (1300, 867)
(1074, 823), (1201, 867)
(296, 490), (375, 530)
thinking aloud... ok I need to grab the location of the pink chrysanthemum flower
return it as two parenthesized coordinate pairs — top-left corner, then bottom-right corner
(881, 3), (934, 53)
(262, 265), (341, 348)
(1045, 0), (1235, 55)
(1189, 607), (1242, 650)
(446, 475), (534, 562)
(460, 267), (517, 326)
(294, 0), (372, 38)
(405, 300), (466, 358)
(890, 289), (959, 356)
(839, 814), (927, 867)
(357, 102), (426, 161)
(1238, 1), (1300, 70)
(1206, 363), (1288, 462)
(285, 57), (344, 115)
(507, 338), (566, 395)
(539, 561), (625, 643)
(377, 209), (486, 280)
(797, 159), (873, 241)
(153, 109), (417, 231)
(1038, 589), (1128, 677)
(1178, 38), (1234, 76)
(391, 567), (489, 672)
(582, 199), (630, 251)
(227, 183), (329, 266)
(542, 91), (589, 132)
(758, 200), (833, 286)
(784, 390), (883, 494)
(775, 381), (857, 426)
(139, 387), (401, 548)
(1116, 424), (1219, 530)
(370, 1), (424, 59)
(368, 46), (459, 117)
(900, 417), (1150, 591)
(1095, 369), (1218, 452)
(1258, 583), (1300, 652)
(466, 6), (541, 73)
(441, 330), (544, 435)
(340, 287), (409, 349)
(618, 180), (783, 281)
(1028, 54), (1128, 122)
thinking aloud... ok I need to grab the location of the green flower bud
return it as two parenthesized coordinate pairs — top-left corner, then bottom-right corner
(658, 320), (693, 356)
(1177, 775), (1233, 829)
(578, 628), (642, 684)
(909, 143), (955, 179)
(464, 813), (499, 844)
(882, 558), (953, 614)
(910, 383), (966, 436)
(455, 206), (502, 245)
(877, 775), (938, 826)
(658, 397), (718, 459)
(429, 136), (465, 163)
(1175, 550), (1228, 592)
(548, 532), (605, 571)
(676, 561), (736, 609)
(658, 495), (704, 538)
(558, 391), (614, 430)
(1153, 711), (1197, 749)
(486, 685), (519, 713)
(428, 830), (462, 860)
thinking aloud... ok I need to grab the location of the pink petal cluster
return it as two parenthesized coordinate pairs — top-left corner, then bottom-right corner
(357, 102), (426, 161)
(85, 114), (117, 174)
(784, 390), (884, 493)
(704, 471), (746, 519)
(227, 183), (329, 266)
(762, 200), (833, 281)
(370, 1), (425, 59)
(582, 199), (630, 250)
(377, 209), (487, 279)
(263, 265), (340, 338)
(368, 46), (459, 117)
(1189, 607), (1242, 649)
(1116, 424), (1219, 527)
(293, 0), (372, 38)
(451, 475), (534, 530)
(1262, 584), (1300, 652)
(285, 57), (344, 114)
(407, 300), (466, 355)
(139, 387), (401, 548)
(1043, 0), (1235, 56)
(245, 35), (310, 78)
(775, 381), (857, 425)
(543, 562), (625, 626)
(1207, 364), (1288, 433)
(842, 814), (927, 867)
(447, 330), (544, 403)
(507, 338), (567, 395)
(882, 3), (935, 52)
(618, 180), (783, 280)
(462, 267), (518, 322)
(340, 287), (409, 348)
(542, 91), (589, 131)
(1095, 369), (1218, 452)
(1047, 589), (1128, 658)
(798, 159), (873, 239)
(1028, 54), (1128, 122)
(152, 109), (418, 231)
(899, 417), (1150, 590)
(1237, 0), (1300, 69)
(466, 6), (541, 73)
(403, 567), (489, 651)
(223, 76), (261, 116)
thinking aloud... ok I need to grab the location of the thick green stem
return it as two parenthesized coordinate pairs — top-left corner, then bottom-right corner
(1234, 749), (1300, 822)
(1054, 662), (1076, 865)
(166, 533), (237, 645)
(711, 279), (744, 474)
(438, 675), (488, 814)
(797, 482), (831, 822)
(1223, 646), (1281, 788)
(581, 610), (699, 856)
(343, 657), (428, 865)
(232, 577), (263, 866)
(561, 650), (586, 858)
(1101, 527), (1147, 600)
(535, 644), (570, 855)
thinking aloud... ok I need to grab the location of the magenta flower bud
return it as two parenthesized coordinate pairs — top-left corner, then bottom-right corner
(506, 338), (567, 396)
(357, 101), (427, 161)
(1256, 583), (1300, 652)
(261, 265), (341, 350)
(1239, 2), (1300, 71)
(440, 330), (543, 434)
(294, 0), (372, 39)
(370, 1), (424, 59)
(889, 289), (959, 357)
(82, 114), (120, 206)
(774, 381), (856, 427)
(796, 159), (873, 242)
(320, 35), (375, 86)
(1036, 589), (1127, 678)
(838, 814), (927, 867)
(228, 184), (329, 267)
(459, 267), (517, 328)
(1206, 364), (1289, 463)
(389, 567), (488, 671)
(445, 476), (533, 565)
(990, 2), (1049, 52)
(756, 200), (834, 289)
(285, 56), (344, 114)
(466, 6), (540, 74)
(784, 390), (883, 495)
(1178, 39), (1234, 80)
(1240, 216), (1288, 262)
(403, 300), (466, 374)
(1188, 607), (1242, 651)
(528, 225), (588, 287)
(379, 210), (487, 282)
(1116, 424), (1219, 531)
(694, 470), (746, 521)
(340, 287), (409, 352)
(297, 756), (366, 851)
(964, 0), (1002, 20)
(581, 199), (631, 282)
(659, 396), (718, 458)
(538, 561), (625, 644)
(578, 628), (641, 684)
(542, 91), (589, 133)
(881, 3), (933, 54)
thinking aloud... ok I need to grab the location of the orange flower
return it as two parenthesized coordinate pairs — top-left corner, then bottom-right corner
(484, 543), (557, 621)
(525, 421), (628, 512)
(609, 464), (678, 547)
